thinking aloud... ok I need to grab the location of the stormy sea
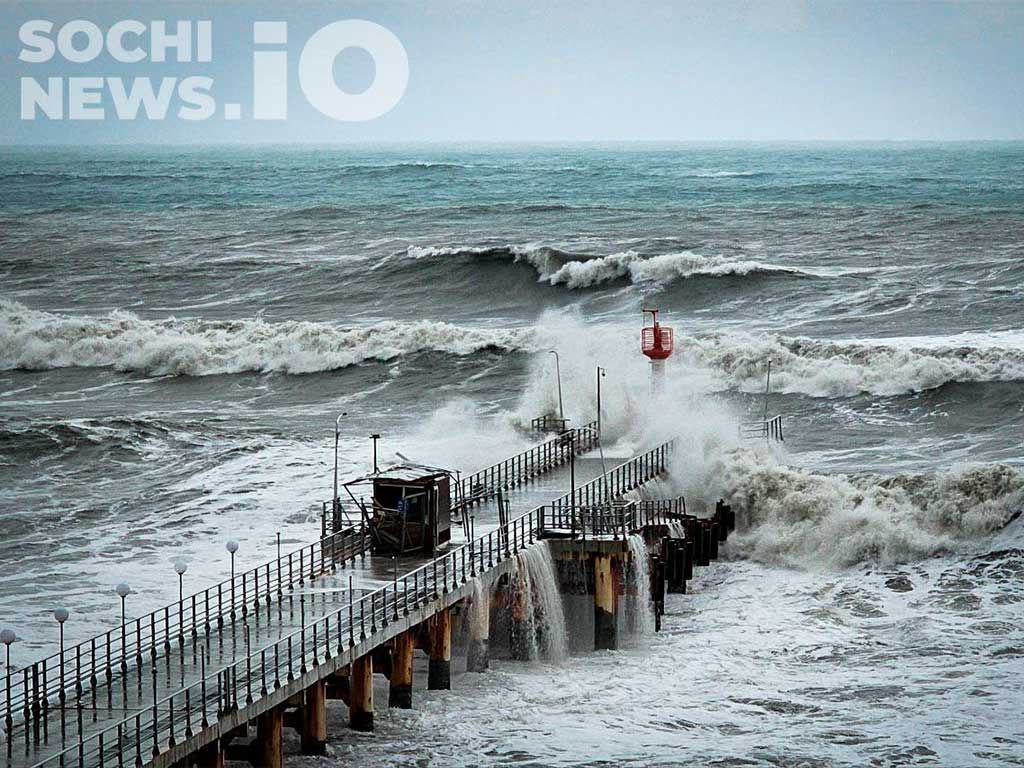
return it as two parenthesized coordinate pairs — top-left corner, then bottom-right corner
(2, 143), (1023, 766)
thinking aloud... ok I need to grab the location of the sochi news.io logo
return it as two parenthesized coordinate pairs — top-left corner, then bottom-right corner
(18, 19), (409, 122)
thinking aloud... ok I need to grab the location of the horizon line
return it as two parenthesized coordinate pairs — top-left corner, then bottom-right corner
(3, 137), (1024, 148)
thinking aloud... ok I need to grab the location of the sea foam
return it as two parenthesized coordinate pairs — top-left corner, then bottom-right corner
(0, 300), (538, 376)
(709, 449), (1024, 569)
(404, 243), (821, 289)
(678, 330), (1024, 397)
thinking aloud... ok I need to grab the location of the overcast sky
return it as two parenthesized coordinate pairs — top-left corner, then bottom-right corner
(2, 0), (1023, 144)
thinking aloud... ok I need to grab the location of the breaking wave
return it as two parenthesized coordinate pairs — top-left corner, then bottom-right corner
(680, 330), (1024, 397)
(716, 451), (1024, 568)
(0, 300), (538, 376)
(405, 244), (819, 289)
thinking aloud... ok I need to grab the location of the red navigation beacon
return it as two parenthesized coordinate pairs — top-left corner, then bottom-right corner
(641, 308), (673, 361)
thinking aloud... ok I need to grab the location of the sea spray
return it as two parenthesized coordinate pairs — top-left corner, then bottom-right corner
(510, 544), (568, 661)
(666, 521), (687, 539)
(624, 534), (656, 638)
(716, 450), (1024, 568)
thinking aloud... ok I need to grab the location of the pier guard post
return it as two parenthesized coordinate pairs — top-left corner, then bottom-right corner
(255, 707), (283, 768)
(594, 554), (618, 650)
(467, 590), (490, 672)
(300, 680), (327, 755)
(350, 655), (374, 731)
(388, 630), (414, 708)
(428, 608), (452, 690)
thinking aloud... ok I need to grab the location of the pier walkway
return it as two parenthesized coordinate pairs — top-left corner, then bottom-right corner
(2, 429), (674, 768)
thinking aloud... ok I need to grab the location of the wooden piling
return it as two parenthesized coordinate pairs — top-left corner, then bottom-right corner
(193, 740), (224, 768)
(350, 655), (374, 732)
(254, 707), (282, 768)
(427, 608), (452, 690)
(698, 522), (711, 566)
(593, 554), (617, 650)
(388, 630), (414, 709)
(466, 590), (490, 673)
(300, 680), (327, 755)
(509, 575), (532, 661)
(715, 501), (728, 543)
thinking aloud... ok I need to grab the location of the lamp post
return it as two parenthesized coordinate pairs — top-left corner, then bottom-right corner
(2, 628), (14, 731)
(226, 541), (239, 619)
(334, 412), (348, 518)
(115, 583), (130, 670)
(53, 608), (69, 705)
(369, 434), (381, 474)
(596, 366), (606, 435)
(174, 560), (188, 603)
(1, 629), (14, 671)
(549, 350), (564, 424)
(174, 560), (188, 642)
(577, 425), (609, 499)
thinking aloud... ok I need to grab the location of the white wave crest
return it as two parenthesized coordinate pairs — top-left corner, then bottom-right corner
(0, 300), (538, 376)
(714, 450), (1024, 568)
(404, 244), (809, 289)
(690, 170), (761, 178)
(679, 331), (1024, 397)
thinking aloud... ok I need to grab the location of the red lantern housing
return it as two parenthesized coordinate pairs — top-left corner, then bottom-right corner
(641, 309), (673, 361)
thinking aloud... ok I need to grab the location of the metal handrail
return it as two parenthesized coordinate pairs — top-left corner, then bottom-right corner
(22, 439), (674, 768)
(541, 442), (673, 533)
(2, 527), (367, 736)
(453, 421), (599, 509)
(530, 415), (569, 434)
(740, 414), (784, 442)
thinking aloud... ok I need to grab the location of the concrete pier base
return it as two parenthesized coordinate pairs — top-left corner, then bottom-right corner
(467, 590), (490, 672)
(593, 554), (617, 650)
(427, 609), (452, 690)
(388, 631), (414, 709)
(299, 680), (327, 755)
(350, 656), (374, 732)
(254, 708), (282, 768)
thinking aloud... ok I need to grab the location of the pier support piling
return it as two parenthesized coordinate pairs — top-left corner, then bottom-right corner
(388, 631), (414, 709)
(467, 590), (490, 673)
(427, 609), (452, 690)
(300, 680), (327, 755)
(254, 707), (282, 768)
(350, 655), (374, 732)
(593, 554), (617, 650)
(194, 740), (225, 768)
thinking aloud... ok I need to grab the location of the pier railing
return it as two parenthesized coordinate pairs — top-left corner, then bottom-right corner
(538, 495), (686, 540)
(740, 414), (784, 442)
(530, 415), (571, 434)
(2, 528), (367, 738)
(21, 439), (673, 768)
(453, 421), (599, 509)
(540, 442), (672, 532)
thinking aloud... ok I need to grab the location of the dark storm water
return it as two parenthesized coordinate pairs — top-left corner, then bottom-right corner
(1, 144), (1023, 766)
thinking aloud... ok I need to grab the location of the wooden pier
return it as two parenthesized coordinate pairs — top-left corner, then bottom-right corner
(1, 430), (735, 768)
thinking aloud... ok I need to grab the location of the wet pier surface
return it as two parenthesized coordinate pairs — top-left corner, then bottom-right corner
(3, 455), (616, 768)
